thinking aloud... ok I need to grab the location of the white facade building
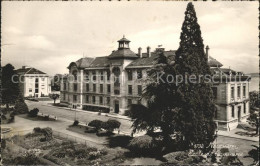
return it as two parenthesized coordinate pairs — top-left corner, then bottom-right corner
(16, 66), (51, 98)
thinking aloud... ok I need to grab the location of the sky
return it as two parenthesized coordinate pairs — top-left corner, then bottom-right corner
(2, 1), (258, 76)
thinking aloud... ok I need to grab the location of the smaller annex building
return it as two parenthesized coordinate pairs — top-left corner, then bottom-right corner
(16, 66), (51, 98)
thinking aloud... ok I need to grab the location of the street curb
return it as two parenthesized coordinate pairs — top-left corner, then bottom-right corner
(42, 104), (132, 121)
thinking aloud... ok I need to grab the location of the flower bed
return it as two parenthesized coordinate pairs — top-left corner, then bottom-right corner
(4, 127), (128, 165)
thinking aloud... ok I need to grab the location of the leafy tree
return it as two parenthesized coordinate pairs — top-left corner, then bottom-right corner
(247, 109), (259, 134)
(49, 93), (59, 104)
(2, 64), (20, 108)
(129, 50), (179, 145)
(174, 2), (216, 152)
(249, 91), (260, 109)
(51, 74), (61, 91)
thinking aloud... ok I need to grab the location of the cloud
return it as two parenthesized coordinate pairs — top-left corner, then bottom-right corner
(21, 35), (55, 50)
(1, 2), (258, 75)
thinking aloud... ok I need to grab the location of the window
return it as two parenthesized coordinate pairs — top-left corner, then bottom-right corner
(92, 96), (96, 104)
(85, 71), (89, 81)
(63, 94), (66, 100)
(86, 84), (89, 92)
(35, 78), (39, 90)
(137, 70), (142, 79)
(100, 71), (104, 81)
(99, 96), (103, 104)
(127, 70), (133, 81)
(138, 85), (142, 95)
(107, 70), (110, 81)
(107, 84), (111, 93)
(72, 71), (77, 81)
(114, 90), (120, 95)
(92, 71), (96, 81)
(100, 84), (103, 93)
(244, 103), (246, 113)
(74, 83), (78, 91)
(107, 97), (110, 105)
(29, 88), (32, 92)
(63, 83), (66, 90)
(128, 85), (132, 95)
(41, 78), (45, 81)
(237, 86), (241, 98)
(231, 87), (234, 99)
(73, 95), (77, 102)
(128, 99), (132, 107)
(86, 95), (89, 103)
(231, 106), (235, 118)
(243, 86), (246, 97)
(93, 84), (96, 92)
(212, 87), (217, 99)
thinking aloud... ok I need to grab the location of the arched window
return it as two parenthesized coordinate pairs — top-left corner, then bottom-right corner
(72, 70), (77, 81)
(112, 67), (120, 85)
(84, 71), (89, 81)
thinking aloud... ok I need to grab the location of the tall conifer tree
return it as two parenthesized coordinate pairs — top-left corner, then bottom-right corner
(174, 2), (216, 152)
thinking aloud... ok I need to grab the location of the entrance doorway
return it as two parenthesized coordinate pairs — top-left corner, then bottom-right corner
(114, 100), (119, 113)
(238, 106), (241, 122)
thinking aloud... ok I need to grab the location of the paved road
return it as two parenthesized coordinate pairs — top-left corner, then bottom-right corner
(4, 100), (258, 165)
(26, 101), (134, 134)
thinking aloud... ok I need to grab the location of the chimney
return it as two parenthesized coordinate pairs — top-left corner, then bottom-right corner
(205, 45), (209, 61)
(138, 47), (142, 58)
(147, 46), (151, 57)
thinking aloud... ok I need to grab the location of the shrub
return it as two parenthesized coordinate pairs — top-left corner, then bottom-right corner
(96, 130), (114, 137)
(33, 127), (42, 133)
(220, 148), (229, 154)
(43, 115), (49, 121)
(33, 127), (53, 141)
(102, 119), (121, 133)
(108, 135), (132, 148)
(128, 135), (161, 156)
(163, 151), (204, 165)
(14, 101), (29, 114)
(41, 127), (53, 141)
(3, 150), (46, 165)
(88, 151), (101, 160)
(88, 120), (103, 131)
(124, 109), (132, 117)
(85, 126), (96, 133)
(73, 120), (79, 126)
(28, 108), (39, 117)
(9, 111), (15, 123)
